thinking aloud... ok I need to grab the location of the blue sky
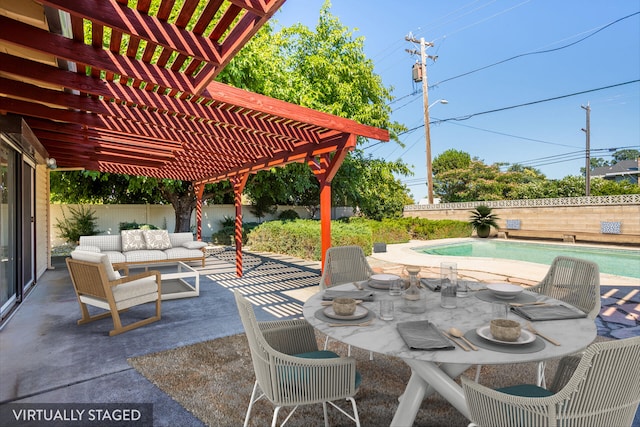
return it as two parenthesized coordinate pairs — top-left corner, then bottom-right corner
(273, 0), (640, 201)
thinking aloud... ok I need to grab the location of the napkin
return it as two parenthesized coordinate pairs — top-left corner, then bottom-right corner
(511, 304), (587, 321)
(322, 290), (375, 301)
(397, 320), (455, 351)
(420, 278), (441, 292)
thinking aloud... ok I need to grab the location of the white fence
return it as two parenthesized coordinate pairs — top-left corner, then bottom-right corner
(50, 204), (355, 246)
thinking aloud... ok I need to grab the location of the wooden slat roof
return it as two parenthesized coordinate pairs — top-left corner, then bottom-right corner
(0, 0), (389, 184)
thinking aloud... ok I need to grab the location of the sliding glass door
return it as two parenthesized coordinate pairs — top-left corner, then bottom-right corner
(0, 137), (18, 317)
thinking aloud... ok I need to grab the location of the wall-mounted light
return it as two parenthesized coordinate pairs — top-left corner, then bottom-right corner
(46, 158), (57, 169)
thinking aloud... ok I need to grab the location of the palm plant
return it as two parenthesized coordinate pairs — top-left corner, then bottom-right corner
(469, 205), (499, 238)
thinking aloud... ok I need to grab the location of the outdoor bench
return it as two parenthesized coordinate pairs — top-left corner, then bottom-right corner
(498, 229), (640, 245)
(75, 230), (208, 267)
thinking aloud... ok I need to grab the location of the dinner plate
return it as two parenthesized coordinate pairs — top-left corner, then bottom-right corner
(486, 283), (523, 300)
(323, 305), (369, 321)
(368, 274), (401, 289)
(476, 325), (536, 345)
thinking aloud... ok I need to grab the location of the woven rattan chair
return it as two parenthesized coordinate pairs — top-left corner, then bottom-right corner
(319, 246), (374, 291)
(318, 245), (374, 358)
(528, 256), (601, 386)
(529, 256), (601, 319)
(462, 336), (640, 427)
(234, 291), (361, 427)
(66, 251), (161, 336)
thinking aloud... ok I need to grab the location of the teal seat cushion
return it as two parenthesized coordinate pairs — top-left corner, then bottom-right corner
(497, 384), (554, 398)
(293, 350), (362, 388)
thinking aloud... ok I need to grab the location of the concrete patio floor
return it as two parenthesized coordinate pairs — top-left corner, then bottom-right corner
(1, 240), (638, 426)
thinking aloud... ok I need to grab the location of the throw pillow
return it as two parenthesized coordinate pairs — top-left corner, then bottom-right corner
(143, 230), (172, 250)
(121, 230), (146, 251)
(182, 241), (208, 249)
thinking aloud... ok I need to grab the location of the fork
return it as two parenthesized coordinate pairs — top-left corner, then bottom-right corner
(527, 322), (561, 346)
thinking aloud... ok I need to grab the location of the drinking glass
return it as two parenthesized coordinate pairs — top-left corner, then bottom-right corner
(380, 300), (394, 320)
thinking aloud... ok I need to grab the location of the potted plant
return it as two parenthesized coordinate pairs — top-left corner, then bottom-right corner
(469, 205), (499, 238)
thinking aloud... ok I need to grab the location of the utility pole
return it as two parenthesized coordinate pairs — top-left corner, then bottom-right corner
(581, 103), (591, 196)
(406, 35), (436, 204)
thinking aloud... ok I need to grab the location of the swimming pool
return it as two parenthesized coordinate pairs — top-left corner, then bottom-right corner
(415, 240), (640, 279)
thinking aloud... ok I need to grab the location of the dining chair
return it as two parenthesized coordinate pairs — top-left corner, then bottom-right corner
(462, 336), (640, 427)
(66, 250), (161, 336)
(234, 290), (361, 427)
(529, 256), (601, 319)
(319, 245), (374, 358)
(528, 256), (601, 386)
(319, 246), (374, 291)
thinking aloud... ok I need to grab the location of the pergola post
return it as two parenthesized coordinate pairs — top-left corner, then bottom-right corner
(194, 182), (205, 241)
(232, 173), (249, 277)
(309, 135), (355, 272)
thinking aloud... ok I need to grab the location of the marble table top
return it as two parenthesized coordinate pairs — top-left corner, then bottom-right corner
(303, 283), (597, 365)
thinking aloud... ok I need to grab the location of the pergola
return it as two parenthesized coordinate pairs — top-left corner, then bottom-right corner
(0, 0), (389, 275)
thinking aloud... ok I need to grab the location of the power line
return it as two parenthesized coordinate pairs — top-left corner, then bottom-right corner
(432, 80), (640, 125)
(386, 11), (640, 107)
(430, 11), (640, 88)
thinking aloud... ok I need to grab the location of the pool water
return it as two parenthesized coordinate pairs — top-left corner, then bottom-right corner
(416, 240), (640, 279)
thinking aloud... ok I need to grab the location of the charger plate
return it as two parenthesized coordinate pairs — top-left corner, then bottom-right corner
(476, 325), (536, 345)
(323, 305), (369, 321)
(314, 308), (376, 325)
(464, 330), (545, 354)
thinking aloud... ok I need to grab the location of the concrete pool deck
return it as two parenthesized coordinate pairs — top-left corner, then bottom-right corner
(367, 238), (640, 288)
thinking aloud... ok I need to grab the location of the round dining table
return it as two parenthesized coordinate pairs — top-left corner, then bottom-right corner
(302, 282), (597, 426)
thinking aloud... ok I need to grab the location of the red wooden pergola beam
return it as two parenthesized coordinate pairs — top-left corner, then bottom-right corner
(0, 15), (197, 93)
(204, 80), (389, 141)
(39, 0), (223, 65)
(0, 53), (323, 145)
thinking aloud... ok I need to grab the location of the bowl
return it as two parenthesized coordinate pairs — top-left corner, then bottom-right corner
(332, 298), (357, 316)
(487, 283), (523, 299)
(490, 319), (522, 342)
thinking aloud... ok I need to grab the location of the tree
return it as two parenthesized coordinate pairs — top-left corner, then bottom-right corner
(221, 1), (411, 219)
(612, 149), (640, 163)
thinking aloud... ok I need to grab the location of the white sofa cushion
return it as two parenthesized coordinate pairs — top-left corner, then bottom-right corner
(143, 229), (172, 250)
(79, 235), (122, 252)
(182, 241), (208, 249)
(103, 251), (126, 264)
(121, 230), (146, 251)
(124, 250), (168, 263)
(71, 250), (120, 281)
(169, 232), (196, 247)
(164, 247), (204, 260)
(74, 245), (102, 253)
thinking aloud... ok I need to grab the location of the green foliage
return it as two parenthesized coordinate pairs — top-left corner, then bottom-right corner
(278, 209), (300, 220)
(432, 149), (638, 202)
(211, 222), (260, 246)
(246, 217), (470, 261)
(55, 205), (101, 244)
(119, 222), (158, 231)
(248, 220), (372, 260)
(398, 217), (472, 240)
(468, 205), (500, 231)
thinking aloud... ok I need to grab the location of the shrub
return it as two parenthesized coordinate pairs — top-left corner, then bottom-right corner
(119, 221), (159, 231)
(278, 209), (300, 221)
(55, 205), (101, 244)
(244, 217), (470, 262)
(247, 220), (373, 261)
(212, 222), (260, 245)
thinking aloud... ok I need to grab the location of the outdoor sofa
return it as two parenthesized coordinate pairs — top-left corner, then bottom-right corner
(75, 230), (208, 267)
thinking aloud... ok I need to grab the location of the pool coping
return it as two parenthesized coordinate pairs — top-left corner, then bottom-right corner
(368, 238), (640, 287)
